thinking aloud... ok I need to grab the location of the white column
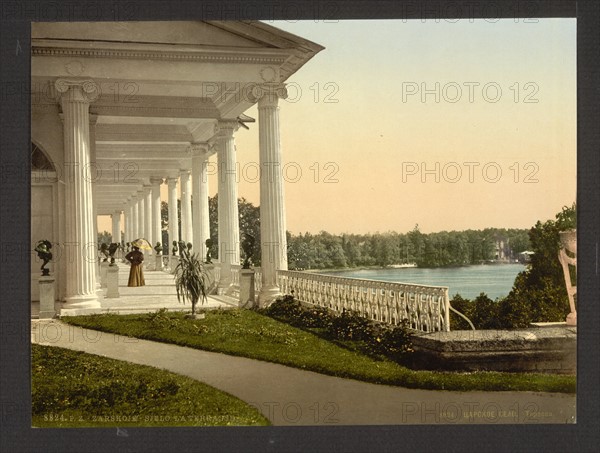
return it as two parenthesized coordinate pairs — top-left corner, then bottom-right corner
(191, 144), (212, 260)
(55, 78), (100, 308)
(167, 177), (179, 252)
(111, 210), (121, 243)
(180, 169), (193, 244)
(123, 200), (130, 243)
(137, 189), (146, 240)
(150, 177), (163, 251)
(132, 194), (139, 240)
(216, 120), (241, 292)
(89, 114), (102, 295)
(144, 184), (153, 253)
(251, 84), (289, 305)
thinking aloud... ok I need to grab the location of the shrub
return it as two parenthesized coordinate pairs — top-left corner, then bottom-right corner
(449, 294), (473, 330)
(376, 321), (414, 360)
(262, 295), (304, 325)
(263, 295), (414, 363)
(327, 309), (374, 341)
(470, 293), (502, 329)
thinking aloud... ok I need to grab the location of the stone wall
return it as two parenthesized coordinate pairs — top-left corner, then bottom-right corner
(410, 326), (576, 374)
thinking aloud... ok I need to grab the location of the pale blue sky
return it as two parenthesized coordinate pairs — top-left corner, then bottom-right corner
(99, 19), (577, 235)
(231, 19), (577, 234)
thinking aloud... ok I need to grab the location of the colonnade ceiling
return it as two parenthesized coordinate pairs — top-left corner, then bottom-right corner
(31, 20), (324, 214)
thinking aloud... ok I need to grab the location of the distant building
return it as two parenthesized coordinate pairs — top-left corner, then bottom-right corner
(518, 251), (534, 264)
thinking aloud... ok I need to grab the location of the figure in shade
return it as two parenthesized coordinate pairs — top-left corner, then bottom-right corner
(125, 245), (145, 287)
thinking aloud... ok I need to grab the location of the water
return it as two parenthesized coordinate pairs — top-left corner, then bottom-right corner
(319, 264), (525, 300)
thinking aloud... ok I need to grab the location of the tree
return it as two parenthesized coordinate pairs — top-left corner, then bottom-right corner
(499, 203), (576, 326)
(206, 195), (263, 265)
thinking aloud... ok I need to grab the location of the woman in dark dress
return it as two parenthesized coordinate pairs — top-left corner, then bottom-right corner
(125, 246), (145, 287)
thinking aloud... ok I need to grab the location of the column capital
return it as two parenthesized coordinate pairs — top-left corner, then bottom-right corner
(149, 176), (164, 185)
(246, 82), (288, 107)
(179, 168), (191, 177)
(187, 142), (211, 157)
(215, 120), (240, 139)
(166, 176), (179, 185)
(55, 78), (100, 104)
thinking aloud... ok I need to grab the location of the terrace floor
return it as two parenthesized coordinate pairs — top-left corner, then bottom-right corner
(31, 263), (237, 318)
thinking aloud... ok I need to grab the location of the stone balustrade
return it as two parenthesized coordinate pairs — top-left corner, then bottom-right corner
(161, 262), (451, 332)
(277, 270), (451, 332)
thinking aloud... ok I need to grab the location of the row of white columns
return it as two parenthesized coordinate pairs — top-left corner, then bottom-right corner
(59, 79), (288, 308)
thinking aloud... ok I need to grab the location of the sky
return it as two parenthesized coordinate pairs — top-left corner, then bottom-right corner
(100, 18), (577, 236)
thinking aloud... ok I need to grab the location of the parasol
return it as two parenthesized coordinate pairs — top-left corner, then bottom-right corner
(131, 238), (152, 250)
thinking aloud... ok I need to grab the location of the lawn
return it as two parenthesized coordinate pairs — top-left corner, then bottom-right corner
(63, 309), (576, 394)
(32, 344), (270, 427)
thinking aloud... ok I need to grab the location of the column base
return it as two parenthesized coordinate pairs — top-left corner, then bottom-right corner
(566, 311), (577, 326)
(63, 294), (101, 310)
(257, 285), (282, 308)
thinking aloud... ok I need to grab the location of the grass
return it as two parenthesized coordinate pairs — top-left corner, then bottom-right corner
(32, 344), (269, 427)
(63, 309), (576, 394)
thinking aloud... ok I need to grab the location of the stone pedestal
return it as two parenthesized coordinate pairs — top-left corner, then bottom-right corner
(239, 269), (256, 308)
(100, 261), (109, 288)
(38, 276), (56, 319)
(204, 263), (216, 294)
(170, 255), (179, 274)
(155, 254), (163, 271)
(106, 264), (120, 298)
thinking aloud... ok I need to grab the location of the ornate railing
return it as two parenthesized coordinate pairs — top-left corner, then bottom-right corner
(277, 270), (452, 332)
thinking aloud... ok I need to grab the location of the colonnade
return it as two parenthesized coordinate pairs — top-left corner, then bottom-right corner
(59, 78), (288, 308)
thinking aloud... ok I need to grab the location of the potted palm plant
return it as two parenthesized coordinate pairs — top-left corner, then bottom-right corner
(174, 247), (210, 319)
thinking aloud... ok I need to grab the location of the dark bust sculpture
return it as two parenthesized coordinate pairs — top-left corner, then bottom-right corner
(108, 243), (119, 265)
(99, 243), (109, 262)
(205, 238), (213, 264)
(35, 240), (53, 276)
(154, 242), (163, 254)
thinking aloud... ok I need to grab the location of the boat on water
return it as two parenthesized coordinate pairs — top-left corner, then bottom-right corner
(388, 263), (417, 268)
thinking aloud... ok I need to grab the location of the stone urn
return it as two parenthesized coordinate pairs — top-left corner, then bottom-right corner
(558, 229), (577, 326)
(559, 230), (577, 255)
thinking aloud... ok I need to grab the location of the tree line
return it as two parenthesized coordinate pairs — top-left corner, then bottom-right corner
(151, 196), (529, 270)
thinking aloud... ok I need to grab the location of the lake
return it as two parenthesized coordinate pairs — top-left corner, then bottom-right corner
(319, 264), (526, 300)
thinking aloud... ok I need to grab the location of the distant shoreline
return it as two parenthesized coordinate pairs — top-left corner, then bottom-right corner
(299, 262), (524, 273)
